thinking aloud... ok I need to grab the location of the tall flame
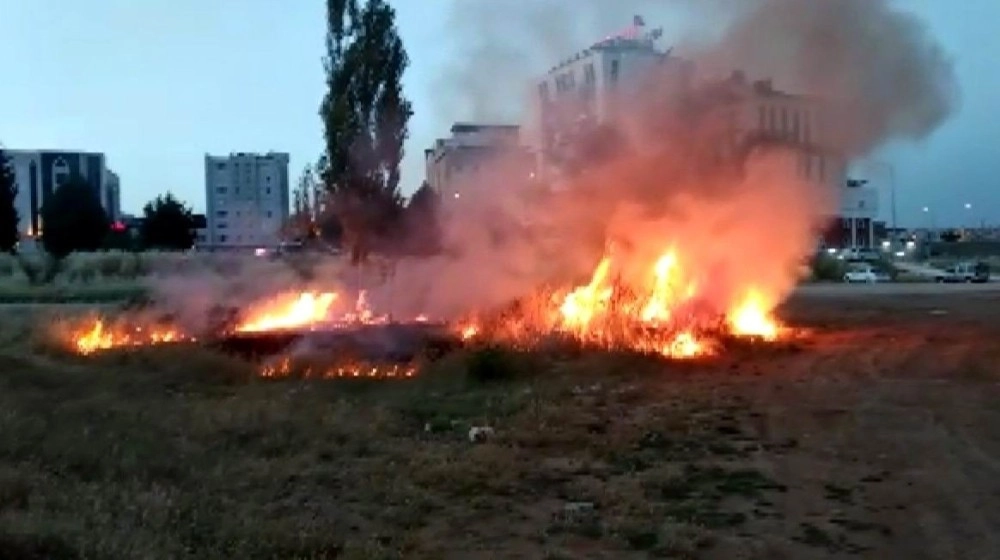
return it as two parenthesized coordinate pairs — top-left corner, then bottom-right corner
(559, 257), (614, 330)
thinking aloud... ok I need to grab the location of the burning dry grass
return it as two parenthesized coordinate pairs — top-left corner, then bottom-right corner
(2, 293), (1000, 558)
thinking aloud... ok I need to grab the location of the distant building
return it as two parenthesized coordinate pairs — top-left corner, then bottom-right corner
(103, 170), (121, 222)
(204, 152), (290, 249)
(2, 149), (118, 239)
(424, 123), (532, 199)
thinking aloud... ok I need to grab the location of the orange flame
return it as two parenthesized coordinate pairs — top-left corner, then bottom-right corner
(236, 291), (338, 333)
(71, 319), (188, 355)
(728, 289), (781, 340)
(539, 247), (784, 358)
(559, 257), (614, 330)
(260, 357), (416, 379)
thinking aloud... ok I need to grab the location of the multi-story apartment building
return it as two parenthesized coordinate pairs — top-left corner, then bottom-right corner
(204, 152), (290, 249)
(528, 19), (693, 182)
(2, 149), (119, 238)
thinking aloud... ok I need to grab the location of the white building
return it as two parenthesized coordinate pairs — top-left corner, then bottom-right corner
(2, 149), (119, 239)
(204, 152), (290, 249)
(528, 19), (694, 181)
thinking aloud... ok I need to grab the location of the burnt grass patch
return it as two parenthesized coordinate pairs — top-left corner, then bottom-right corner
(0, 315), (917, 559)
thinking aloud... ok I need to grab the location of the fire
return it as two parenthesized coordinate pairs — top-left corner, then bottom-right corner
(260, 357), (416, 379)
(531, 247), (785, 357)
(728, 289), (781, 340)
(559, 257), (614, 329)
(71, 319), (188, 355)
(236, 291), (338, 333)
(459, 323), (480, 340)
(664, 330), (704, 359)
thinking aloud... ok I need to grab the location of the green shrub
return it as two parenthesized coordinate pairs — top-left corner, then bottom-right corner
(466, 345), (519, 383)
(810, 254), (846, 282)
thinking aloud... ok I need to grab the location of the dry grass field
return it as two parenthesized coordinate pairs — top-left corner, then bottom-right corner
(0, 286), (998, 559)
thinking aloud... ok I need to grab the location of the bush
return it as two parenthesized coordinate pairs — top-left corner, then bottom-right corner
(810, 254), (846, 282)
(466, 345), (519, 383)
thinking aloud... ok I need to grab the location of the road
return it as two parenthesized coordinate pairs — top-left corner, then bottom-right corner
(797, 281), (1000, 297)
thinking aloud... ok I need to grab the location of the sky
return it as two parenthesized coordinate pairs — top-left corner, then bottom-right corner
(0, 0), (996, 227)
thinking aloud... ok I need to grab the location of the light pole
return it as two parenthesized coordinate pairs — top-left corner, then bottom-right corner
(864, 160), (896, 245)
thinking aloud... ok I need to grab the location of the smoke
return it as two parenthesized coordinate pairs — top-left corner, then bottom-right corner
(374, 0), (958, 319)
(699, 0), (958, 155)
(144, 0), (958, 328)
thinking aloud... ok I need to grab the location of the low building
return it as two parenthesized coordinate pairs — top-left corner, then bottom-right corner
(204, 152), (290, 250)
(3, 149), (119, 239)
(424, 123), (533, 199)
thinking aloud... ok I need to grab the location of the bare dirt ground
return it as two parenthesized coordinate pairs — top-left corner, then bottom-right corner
(0, 288), (998, 559)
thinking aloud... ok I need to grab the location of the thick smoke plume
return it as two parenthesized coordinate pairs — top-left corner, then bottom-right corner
(147, 0), (957, 328)
(374, 0), (957, 319)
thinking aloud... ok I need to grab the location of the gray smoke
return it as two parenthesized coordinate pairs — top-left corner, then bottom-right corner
(146, 0), (958, 327)
(380, 0), (959, 320)
(700, 0), (959, 155)
(435, 0), (957, 152)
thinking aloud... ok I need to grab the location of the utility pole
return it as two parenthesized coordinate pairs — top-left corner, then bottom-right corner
(865, 160), (896, 245)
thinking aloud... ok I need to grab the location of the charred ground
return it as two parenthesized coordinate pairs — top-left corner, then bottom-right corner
(0, 288), (998, 559)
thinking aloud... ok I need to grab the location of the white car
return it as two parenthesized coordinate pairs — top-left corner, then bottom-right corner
(843, 264), (888, 283)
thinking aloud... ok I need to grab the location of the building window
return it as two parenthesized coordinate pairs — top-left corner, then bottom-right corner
(267, 211), (273, 218)
(539, 82), (550, 102)
(217, 222), (228, 229)
(216, 187), (227, 194)
(216, 210), (228, 217)
(266, 187), (271, 195)
(768, 107), (776, 132)
(780, 107), (788, 135)
(792, 112), (801, 142)
(219, 234), (228, 242)
(758, 106), (766, 131)
(610, 60), (620, 84)
(216, 163), (225, 170)
(584, 63), (596, 86)
(266, 176), (271, 183)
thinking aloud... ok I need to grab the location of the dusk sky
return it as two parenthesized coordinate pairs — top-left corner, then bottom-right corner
(1, 0), (996, 227)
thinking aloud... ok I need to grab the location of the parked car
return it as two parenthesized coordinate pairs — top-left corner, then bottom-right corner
(843, 263), (889, 283)
(934, 261), (990, 283)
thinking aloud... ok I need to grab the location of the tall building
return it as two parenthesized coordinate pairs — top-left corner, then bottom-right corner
(528, 19), (693, 181)
(424, 123), (531, 199)
(204, 152), (290, 249)
(2, 149), (117, 238)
